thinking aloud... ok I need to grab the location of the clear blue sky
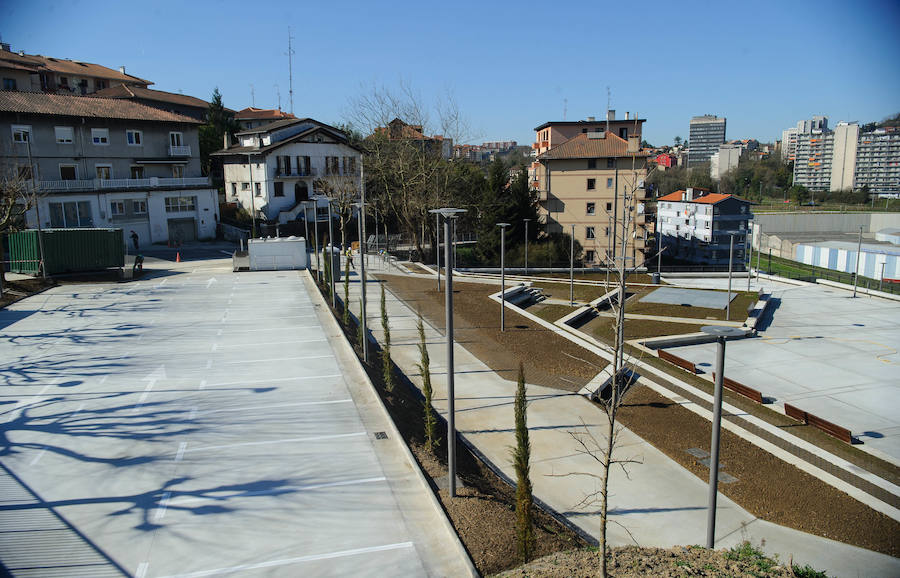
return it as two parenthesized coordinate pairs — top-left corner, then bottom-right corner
(3, 0), (899, 147)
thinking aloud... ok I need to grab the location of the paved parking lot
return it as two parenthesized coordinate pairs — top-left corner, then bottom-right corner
(0, 262), (471, 577)
(666, 279), (900, 462)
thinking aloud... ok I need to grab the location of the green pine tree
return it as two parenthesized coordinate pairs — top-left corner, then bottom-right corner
(513, 362), (534, 562)
(380, 283), (394, 392)
(417, 311), (437, 452)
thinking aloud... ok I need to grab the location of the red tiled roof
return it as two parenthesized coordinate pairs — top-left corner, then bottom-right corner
(92, 84), (224, 111)
(657, 190), (735, 204)
(537, 132), (650, 160)
(0, 91), (200, 123)
(0, 49), (151, 85)
(235, 107), (295, 120)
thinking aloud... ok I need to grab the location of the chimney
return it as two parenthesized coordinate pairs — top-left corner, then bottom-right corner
(625, 111), (630, 120)
(586, 116), (595, 122)
(607, 109), (615, 121)
(224, 132), (232, 149)
(0, 43), (10, 52)
(119, 65), (126, 75)
(627, 134), (640, 153)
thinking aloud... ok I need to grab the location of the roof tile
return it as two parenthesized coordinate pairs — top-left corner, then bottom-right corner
(0, 91), (200, 123)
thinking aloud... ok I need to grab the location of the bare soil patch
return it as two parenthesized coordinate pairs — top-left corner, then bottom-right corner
(377, 273), (900, 559)
(0, 277), (56, 309)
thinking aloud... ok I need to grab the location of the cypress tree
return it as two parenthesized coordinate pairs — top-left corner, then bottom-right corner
(380, 283), (394, 392)
(513, 362), (534, 562)
(417, 312), (437, 452)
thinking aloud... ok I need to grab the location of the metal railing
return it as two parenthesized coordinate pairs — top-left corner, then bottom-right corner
(168, 145), (192, 157)
(39, 176), (210, 191)
(274, 167), (317, 178)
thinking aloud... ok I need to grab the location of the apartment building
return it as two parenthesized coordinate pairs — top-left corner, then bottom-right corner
(373, 118), (451, 159)
(93, 84), (228, 122)
(688, 115), (726, 166)
(1, 91), (218, 245)
(234, 107), (296, 130)
(855, 127), (900, 195)
(213, 118), (362, 223)
(534, 130), (651, 266)
(0, 43), (150, 95)
(656, 187), (751, 267)
(709, 143), (742, 180)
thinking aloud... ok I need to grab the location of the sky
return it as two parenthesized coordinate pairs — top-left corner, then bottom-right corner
(3, 0), (899, 147)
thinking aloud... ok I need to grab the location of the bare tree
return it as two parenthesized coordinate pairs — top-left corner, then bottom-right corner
(555, 161), (655, 577)
(314, 174), (358, 250)
(1, 141), (39, 287)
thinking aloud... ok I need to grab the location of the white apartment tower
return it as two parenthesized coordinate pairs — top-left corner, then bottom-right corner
(688, 115), (726, 166)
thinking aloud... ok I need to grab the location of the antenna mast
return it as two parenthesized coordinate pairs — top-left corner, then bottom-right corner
(606, 86), (611, 134)
(275, 84), (281, 111)
(563, 98), (567, 121)
(250, 84), (255, 107)
(287, 27), (295, 114)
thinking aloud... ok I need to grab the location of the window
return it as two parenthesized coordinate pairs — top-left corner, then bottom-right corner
(607, 158), (615, 168)
(606, 202), (612, 211)
(297, 156), (312, 175)
(126, 130), (143, 146)
(606, 178), (613, 188)
(55, 126), (74, 144)
(59, 165), (77, 180)
(604, 226), (610, 236)
(231, 183), (237, 197)
(165, 196), (196, 212)
(2, 78), (16, 91)
(255, 182), (261, 196)
(585, 226), (595, 239)
(277, 155), (291, 174)
(49, 201), (93, 227)
(343, 156), (357, 175)
(587, 178), (596, 190)
(585, 250), (595, 262)
(95, 165), (112, 179)
(59, 76), (69, 88)
(274, 181), (284, 197)
(11, 124), (31, 143)
(133, 200), (147, 214)
(587, 159), (596, 169)
(130, 166), (144, 179)
(172, 165), (184, 178)
(325, 156), (340, 175)
(91, 128), (109, 145)
(169, 132), (184, 147)
(586, 202), (595, 215)
(241, 182), (250, 191)
(17, 165), (33, 180)
(110, 201), (125, 216)
(619, 127), (628, 140)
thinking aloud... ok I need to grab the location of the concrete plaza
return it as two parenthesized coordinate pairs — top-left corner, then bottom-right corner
(664, 276), (900, 463)
(0, 259), (472, 577)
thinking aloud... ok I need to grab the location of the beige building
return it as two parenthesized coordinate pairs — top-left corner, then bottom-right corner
(535, 131), (651, 266)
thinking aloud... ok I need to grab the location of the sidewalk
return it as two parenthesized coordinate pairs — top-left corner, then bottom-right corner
(341, 255), (900, 577)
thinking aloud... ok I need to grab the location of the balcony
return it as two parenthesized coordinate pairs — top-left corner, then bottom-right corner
(40, 176), (210, 192)
(274, 167), (318, 178)
(168, 145), (192, 157)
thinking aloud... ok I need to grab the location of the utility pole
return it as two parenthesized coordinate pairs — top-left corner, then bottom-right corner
(328, 201), (336, 309)
(523, 218), (530, 275)
(435, 211), (441, 290)
(853, 226), (863, 298)
(569, 223), (575, 305)
(360, 164), (368, 364)
(247, 154), (256, 239)
(498, 223), (510, 331)
(747, 228), (753, 292)
(25, 137), (46, 280)
(726, 235), (734, 321)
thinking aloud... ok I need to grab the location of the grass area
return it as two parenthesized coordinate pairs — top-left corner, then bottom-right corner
(531, 303), (578, 322)
(591, 316), (702, 340)
(759, 253), (900, 294)
(539, 271), (659, 284)
(753, 199), (900, 213)
(625, 288), (759, 321)
(532, 281), (608, 303)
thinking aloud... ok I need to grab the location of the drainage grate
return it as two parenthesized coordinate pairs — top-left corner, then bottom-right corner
(373, 431), (388, 440)
(686, 448), (738, 483)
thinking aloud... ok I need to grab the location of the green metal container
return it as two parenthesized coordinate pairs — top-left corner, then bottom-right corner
(7, 228), (125, 276)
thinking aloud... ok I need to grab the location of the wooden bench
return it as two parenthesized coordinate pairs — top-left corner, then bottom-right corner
(712, 372), (763, 404)
(658, 349), (698, 374)
(784, 403), (852, 444)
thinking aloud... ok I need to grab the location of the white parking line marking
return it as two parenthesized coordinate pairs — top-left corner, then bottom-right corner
(197, 399), (351, 415)
(175, 442), (187, 462)
(29, 447), (48, 465)
(157, 542), (415, 577)
(214, 338), (326, 348)
(136, 561), (149, 578)
(184, 431), (365, 453)
(153, 491), (172, 521)
(198, 380), (207, 390)
(225, 355), (333, 365)
(168, 476), (386, 506)
(206, 359), (213, 369)
(204, 374), (341, 388)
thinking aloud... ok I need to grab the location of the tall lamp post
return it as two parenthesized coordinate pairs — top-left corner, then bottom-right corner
(327, 201), (336, 309)
(701, 325), (746, 549)
(853, 226), (863, 298)
(570, 223), (575, 306)
(247, 154), (257, 239)
(435, 211), (441, 291)
(523, 218), (531, 275)
(497, 223), (510, 331)
(726, 234), (734, 321)
(430, 207), (467, 497)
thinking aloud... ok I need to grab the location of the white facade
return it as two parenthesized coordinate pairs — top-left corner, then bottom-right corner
(855, 128), (900, 195)
(710, 143), (742, 180)
(218, 120), (361, 224)
(830, 122), (859, 192)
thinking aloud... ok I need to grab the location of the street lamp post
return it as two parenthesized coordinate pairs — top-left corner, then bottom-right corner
(701, 325), (746, 549)
(853, 226), (863, 298)
(430, 208), (467, 498)
(247, 154), (257, 239)
(328, 201), (336, 309)
(497, 223), (510, 331)
(570, 224), (575, 306)
(726, 235), (734, 321)
(747, 228), (753, 292)
(435, 211), (441, 291)
(523, 218), (531, 275)
(313, 200), (321, 284)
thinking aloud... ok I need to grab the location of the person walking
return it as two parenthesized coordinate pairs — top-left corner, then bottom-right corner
(346, 247), (354, 268)
(130, 230), (139, 252)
